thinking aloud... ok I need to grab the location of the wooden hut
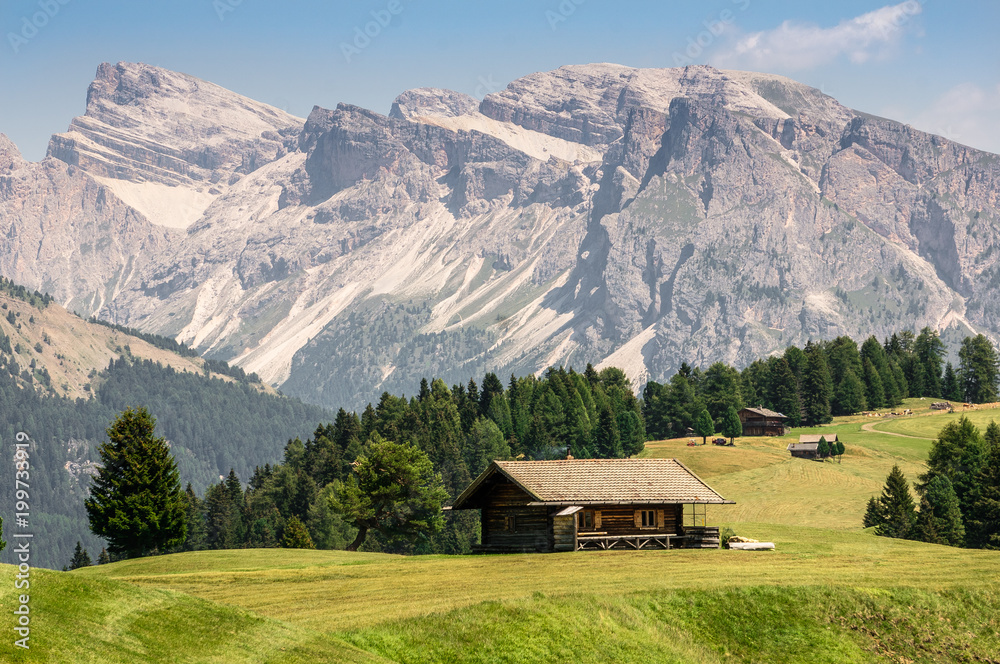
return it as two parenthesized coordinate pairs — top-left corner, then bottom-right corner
(449, 458), (733, 553)
(787, 434), (838, 459)
(738, 407), (790, 436)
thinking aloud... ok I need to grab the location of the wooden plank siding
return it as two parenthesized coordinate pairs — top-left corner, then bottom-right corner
(552, 514), (576, 552)
(577, 505), (681, 536)
(480, 480), (552, 552)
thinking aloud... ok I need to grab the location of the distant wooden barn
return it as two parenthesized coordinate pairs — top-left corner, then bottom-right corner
(449, 459), (733, 553)
(787, 434), (839, 459)
(738, 407), (789, 436)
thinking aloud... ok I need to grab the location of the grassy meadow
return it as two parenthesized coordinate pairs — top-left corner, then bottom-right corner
(3, 399), (1000, 663)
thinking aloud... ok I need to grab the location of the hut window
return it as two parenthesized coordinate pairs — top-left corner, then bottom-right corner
(640, 510), (656, 528)
(577, 510), (594, 530)
(505, 515), (516, 532)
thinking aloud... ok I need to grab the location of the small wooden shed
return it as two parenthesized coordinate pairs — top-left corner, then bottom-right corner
(787, 434), (838, 459)
(738, 407), (789, 436)
(449, 458), (733, 553)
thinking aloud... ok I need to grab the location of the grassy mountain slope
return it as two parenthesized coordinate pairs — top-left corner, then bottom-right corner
(3, 401), (998, 663)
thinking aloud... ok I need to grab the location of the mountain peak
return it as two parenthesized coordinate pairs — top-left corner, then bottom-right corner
(47, 62), (305, 191)
(389, 88), (479, 120)
(0, 133), (25, 172)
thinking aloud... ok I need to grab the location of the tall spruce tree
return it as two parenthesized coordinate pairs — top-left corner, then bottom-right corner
(943, 363), (963, 402)
(915, 474), (965, 547)
(770, 357), (802, 427)
(833, 369), (867, 416)
(921, 416), (988, 526)
(594, 406), (623, 458)
(869, 465), (917, 539)
(914, 327), (946, 397)
(863, 358), (886, 410)
(85, 407), (186, 559)
(959, 334), (999, 404)
(68, 541), (92, 569)
(181, 483), (207, 551)
(802, 342), (834, 425)
(967, 440), (1000, 549)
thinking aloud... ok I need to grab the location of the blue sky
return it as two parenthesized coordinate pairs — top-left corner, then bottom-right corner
(1, 0), (998, 161)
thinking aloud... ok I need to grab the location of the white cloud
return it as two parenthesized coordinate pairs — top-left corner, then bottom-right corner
(901, 82), (1000, 154)
(710, 2), (923, 72)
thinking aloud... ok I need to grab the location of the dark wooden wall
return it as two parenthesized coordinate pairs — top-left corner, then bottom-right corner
(578, 504), (683, 536)
(481, 481), (552, 551)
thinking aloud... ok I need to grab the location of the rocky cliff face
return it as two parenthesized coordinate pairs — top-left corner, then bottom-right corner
(2, 62), (998, 409)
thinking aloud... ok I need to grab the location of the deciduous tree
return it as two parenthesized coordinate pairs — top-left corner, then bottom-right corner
(694, 408), (714, 445)
(721, 406), (742, 444)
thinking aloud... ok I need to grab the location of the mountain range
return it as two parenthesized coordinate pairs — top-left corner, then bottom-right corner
(2, 61), (998, 410)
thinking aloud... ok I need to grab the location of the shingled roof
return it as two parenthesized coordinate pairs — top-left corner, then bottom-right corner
(798, 434), (838, 444)
(451, 458), (732, 509)
(740, 406), (787, 419)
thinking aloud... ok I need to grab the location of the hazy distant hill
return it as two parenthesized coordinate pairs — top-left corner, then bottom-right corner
(1, 62), (998, 410)
(0, 284), (331, 569)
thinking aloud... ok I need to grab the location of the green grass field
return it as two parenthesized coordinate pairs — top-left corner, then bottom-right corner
(3, 400), (1000, 663)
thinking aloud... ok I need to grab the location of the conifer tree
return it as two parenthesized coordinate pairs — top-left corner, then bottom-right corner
(642, 380), (669, 441)
(986, 421), (1000, 451)
(617, 410), (645, 457)
(959, 334), (999, 404)
(770, 358), (802, 427)
(863, 496), (883, 528)
(281, 515), (316, 549)
(943, 363), (963, 402)
(68, 541), (92, 569)
(335, 436), (447, 552)
(921, 417), (988, 525)
(85, 407), (186, 559)
(915, 474), (965, 546)
(664, 372), (699, 438)
(802, 342), (834, 425)
(594, 406), (623, 458)
(97, 548), (111, 565)
(833, 368), (867, 416)
(701, 362), (744, 424)
(181, 483), (207, 551)
(817, 436), (830, 459)
(863, 358), (885, 410)
(835, 440), (845, 463)
(914, 327), (946, 397)
(967, 440), (1000, 549)
(869, 465), (916, 539)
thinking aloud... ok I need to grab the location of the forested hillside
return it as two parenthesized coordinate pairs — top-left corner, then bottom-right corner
(0, 285), (332, 569)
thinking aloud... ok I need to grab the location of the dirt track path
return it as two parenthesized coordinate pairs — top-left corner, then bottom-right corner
(859, 421), (935, 440)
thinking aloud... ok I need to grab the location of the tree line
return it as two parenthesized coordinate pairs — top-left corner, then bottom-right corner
(81, 366), (647, 561)
(865, 417), (1000, 549)
(178, 366), (646, 556)
(643, 329), (998, 440)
